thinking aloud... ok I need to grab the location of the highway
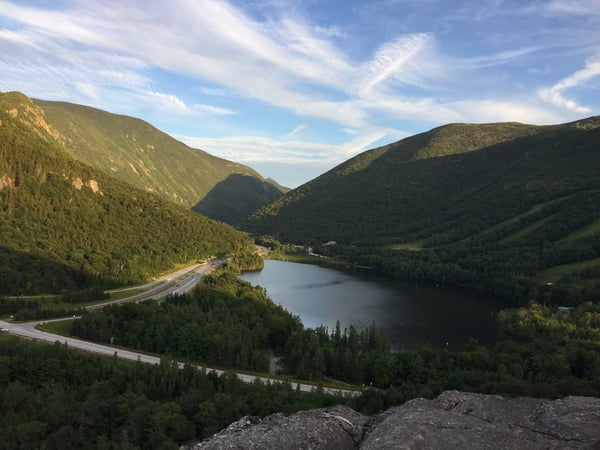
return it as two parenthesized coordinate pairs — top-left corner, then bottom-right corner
(88, 260), (220, 310)
(1, 262), (360, 398)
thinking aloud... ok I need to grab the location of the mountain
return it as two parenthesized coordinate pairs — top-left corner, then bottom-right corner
(193, 173), (285, 223)
(32, 98), (283, 223)
(243, 118), (600, 305)
(0, 91), (255, 295)
(243, 121), (555, 242)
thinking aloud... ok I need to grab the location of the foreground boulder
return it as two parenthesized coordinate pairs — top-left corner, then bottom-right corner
(362, 391), (600, 449)
(182, 391), (600, 449)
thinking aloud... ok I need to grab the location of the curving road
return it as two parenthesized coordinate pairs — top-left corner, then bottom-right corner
(0, 318), (359, 397)
(1, 262), (360, 398)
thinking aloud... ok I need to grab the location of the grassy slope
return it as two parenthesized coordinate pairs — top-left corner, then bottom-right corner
(34, 98), (283, 221)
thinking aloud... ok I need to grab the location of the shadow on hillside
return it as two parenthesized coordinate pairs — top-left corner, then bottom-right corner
(0, 246), (110, 296)
(193, 174), (283, 224)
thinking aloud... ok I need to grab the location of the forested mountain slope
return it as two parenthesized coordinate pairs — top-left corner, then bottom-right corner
(33, 97), (283, 223)
(243, 118), (600, 305)
(0, 91), (255, 295)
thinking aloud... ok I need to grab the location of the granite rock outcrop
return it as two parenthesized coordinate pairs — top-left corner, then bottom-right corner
(182, 390), (600, 449)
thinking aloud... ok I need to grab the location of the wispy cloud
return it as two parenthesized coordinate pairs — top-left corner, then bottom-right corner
(545, 0), (600, 16)
(0, 0), (447, 130)
(286, 124), (308, 138)
(179, 130), (391, 167)
(464, 47), (541, 69)
(193, 104), (237, 116)
(359, 34), (433, 94)
(75, 82), (98, 99)
(538, 56), (600, 114)
(449, 99), (563, 124)
(196, 87), (235, 97)
(147, 91), (193, 114)
(1, 0), (599, 186)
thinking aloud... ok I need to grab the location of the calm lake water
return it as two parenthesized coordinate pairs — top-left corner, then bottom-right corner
(241, 260), (500, 351)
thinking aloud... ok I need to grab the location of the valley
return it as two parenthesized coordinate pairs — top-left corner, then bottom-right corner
(1, 91), (600, 448)
(2, 0), (600, 446)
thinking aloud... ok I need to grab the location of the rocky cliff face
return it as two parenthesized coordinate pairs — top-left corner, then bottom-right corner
(182, 391), (600, 449)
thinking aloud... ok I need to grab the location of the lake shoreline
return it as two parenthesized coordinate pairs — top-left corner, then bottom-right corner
(241, 260), (500, 352)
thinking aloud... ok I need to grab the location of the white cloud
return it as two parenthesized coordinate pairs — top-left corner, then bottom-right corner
(359, 34), (432, 94)
(75, 82), (98, 99)
(196, 87), (234, 97)
(0, 28), (42, 50)
(545, 0), (600, 16)
(538, 88), (592, 114)
(449, 99), (563, 124)
(463, 47), (541, 69)
(538, 57), (600, 114)
(181, 135), (332, 165)
(0, 0), (445, 130)
(179, 129), (391, 167)
(313, 24), (346, 38)
(193, 104), (237, 116)
(360, 93), (463, 124)
(130, 90), (236, 117)
(146, 91), (193, 114)
(362, 92), (566, 125)
(286, 124), (308, 137)
(275, 18), (351, 82)
(554, 59), (600, 89)
(1, 0), (598, 182)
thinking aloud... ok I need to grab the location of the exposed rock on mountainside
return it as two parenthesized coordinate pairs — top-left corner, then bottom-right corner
(0, 174), (13, 189)
(71, 177), (102, 194)
(183, 391), (600, 449)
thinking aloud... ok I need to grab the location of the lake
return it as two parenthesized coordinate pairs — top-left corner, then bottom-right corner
(240, 260), (500, 351)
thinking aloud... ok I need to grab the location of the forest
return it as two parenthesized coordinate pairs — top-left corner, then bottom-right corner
(0, 335), (347, 449)
(70, 265), (302, 373)
(70, 266), (600, 411)
(0, 93), (256, 296)
(2, 265), (599, 448)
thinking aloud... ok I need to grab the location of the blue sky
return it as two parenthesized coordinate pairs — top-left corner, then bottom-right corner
(1, 0), (599, 187)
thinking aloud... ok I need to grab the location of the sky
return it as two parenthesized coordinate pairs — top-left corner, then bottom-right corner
(1, 0), (599, 188)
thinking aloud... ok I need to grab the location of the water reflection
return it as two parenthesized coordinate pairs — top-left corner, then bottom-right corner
(241, 260), (499, 351)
